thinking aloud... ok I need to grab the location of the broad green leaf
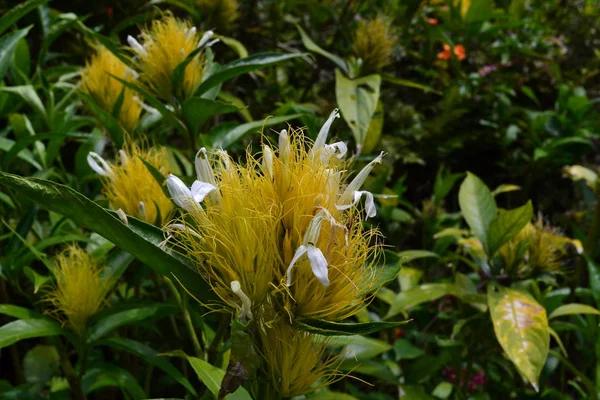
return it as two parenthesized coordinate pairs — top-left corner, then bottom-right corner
(398, 267), (423, 292)
(386, 283), (456, 319)
(465, 0), (492, 22)
(209, 113), (305, 149)
(294, 24), (348, 73)
(0, 0), (47, 36)
(0, 27), (32, 82)
(23, 345), (59, 384)
(83, 365), (146, 399)
(0, 304), (45, 320)
(335, 69), (381, 152)
(1, 85), (46, 122)
(0, 172), (214, 304)
(492, 184), (522, 196)
(295, 318), (409, 336)
(185, 355), (253, 400)
(362, 100), (384, 154)
(329, 335), (392, 361)
(0, 319), (63, 349)
(398, 250), (439, 265)
(87, 304), (177, 343)
(216, 35), (248, 59)
(372, 249), (402, 286)
(394, 339), (425, 360)
(23, 266), (51, 293)
(338, 359), (398, 383)
(486, 201), (533, 257)
(195, 52), (304, 96)
(101, 249), (135, 288)
(458, 172), (497, 252)
(548, 303), (600, 319)
(431, 382), (453, 399)
(182, 97), (238, 134)
(488, 285), (549, 390)
(99, 337), (197, 395)
(398, 385), (435, 399)
(0, 137), (42, 170)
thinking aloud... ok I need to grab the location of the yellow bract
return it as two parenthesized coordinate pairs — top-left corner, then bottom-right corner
(132, 14), (204, 101)
(45, 245), (110, 335)
(81, 47), (142, 132)
(102, 143), (174, 225)
(352, 15), (398, 73)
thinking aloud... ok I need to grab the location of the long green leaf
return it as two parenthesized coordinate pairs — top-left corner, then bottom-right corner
(294, 24), (348, 73)
(194, 52), (304, 96)
(0, 27), (32, 82)
(184, 355), (253, 400)
(386, 283), (456, 319)
(488, 285), (549, 391)
(296, 318), (409, 336)
(181, 97), (238, 134)
(486, 201), (533, 257)
(0, 304), (45, 320)
(0, 319), (63, 349)
(0, 172), (214, 304)
(548, 303), (600, 319)
(458, 172), (497, 252)
(0, 0), (47, 36)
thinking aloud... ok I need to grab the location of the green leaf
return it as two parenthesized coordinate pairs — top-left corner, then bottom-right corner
(548, 303), (600, 319)
(0, 137), (42, 170)
(587, 257), (600, 308)
(308, 392), (359, 400)
(382, 75), (442, 95)
(23, 345), (59, 384)
(0, 0), (47, 36)
(23, 266), (51, 293)
(398, 250), (439, 265)
(0, 27), (32, 82)
(216, 35), (248, 59)
(0, 304), (45, 319)
(0, 319), (63, 349)
(83, 365), (146, 399)
(394, 339), (425, 360)
(184, 355), (253, 400)
(101, 249), (134, 288)
(330, 335), (392, 361)
(458, 172), (497, 252)
(0, 172), (214, 304)
(399, 385), (435, 400)
(492, 184), (522, 196)
(87, 304), (177, 343)
(486, 201), (533, 257)
(361, 100), (384, 154)
(398, 267), (423, 292)
(99, 337), (197, 395)
(294, 24), (348, 73)
(1, 84), (46, 123)
(487, 285), (549, 391)
(335, 70), (381, 152)
(431, 382), (453, 399)
(386, 283), (456, 319)
(465, 0), (493, 22)
(195, 52), (304, 96)
(182, 97), (238, 134)
(209, 113), (305, 149)
(296, 318), (409, 336)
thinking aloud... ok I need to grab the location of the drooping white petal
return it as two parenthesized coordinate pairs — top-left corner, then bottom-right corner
(190, 180), (217, 203)
(197, 30), (214, 48)
(336, 190), (377, 218)
(263, 145), (274, 178)
(166, 174), (195, 211)
(307, 246), (329, 286)
(127, 35), (147, 56)
(338, 152), (384, 205)
(311, 109), (340, 157)
(205, 38), (220, 48)
(87, 152), (114, 178)
(286, 245), (308, 286)
(231, 281), (253, 323)
(324, 141), (348, 160)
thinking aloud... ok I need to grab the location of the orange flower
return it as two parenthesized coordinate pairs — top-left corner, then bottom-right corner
(437, 44), (466, 61)
(428, 17), (438, 26)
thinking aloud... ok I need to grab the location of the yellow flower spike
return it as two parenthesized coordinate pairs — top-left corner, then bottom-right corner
(81, 47), (142, 132)
(167, 110), (382, 322)
(88, 142), (174, 226)
(257, 317), (340, 397)
(128, 14), (208, 101)
(45, 245), (110, 335)
(352, 15), (398, 73)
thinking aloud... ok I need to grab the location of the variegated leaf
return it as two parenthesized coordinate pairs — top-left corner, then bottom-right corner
(487, 285), (549, 391)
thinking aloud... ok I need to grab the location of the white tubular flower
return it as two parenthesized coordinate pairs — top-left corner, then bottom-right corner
(138, 201), (147, 221)
(231, 281), (253, 323)
(194, 148), (220, 204)
(278, 129), (291, 166)
(87, 152), (115, 179)
(336, 152), (384, 218)
(116, 209), (128, 225)
(127, 35), (147, 56)
(286, 211), (329, 287)
(263, 145), (274, 179)
(166, 174), (216, 212)
(310, 109), (340, 159)
(185, 26), (197, 40)
(197, 30), (214, 48)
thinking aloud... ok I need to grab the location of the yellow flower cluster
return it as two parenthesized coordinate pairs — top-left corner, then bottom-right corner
(45, 245), (110, 335)
(166, 110), (382, 395)
(352, 15), (398, 73)
(81, 47), (142, 133)
(87, 141), (174, 226)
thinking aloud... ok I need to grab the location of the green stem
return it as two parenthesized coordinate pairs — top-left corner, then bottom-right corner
(164, 277), (204, 358)
(55, 339), (86, 400)
(208, 317), (229, 366)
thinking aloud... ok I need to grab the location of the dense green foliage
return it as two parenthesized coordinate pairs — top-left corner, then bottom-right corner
(1, 0), (600, 399)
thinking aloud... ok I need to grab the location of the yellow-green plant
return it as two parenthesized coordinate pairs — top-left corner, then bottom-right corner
(352, 15), (398, 73)
(194, 0), (239, 31)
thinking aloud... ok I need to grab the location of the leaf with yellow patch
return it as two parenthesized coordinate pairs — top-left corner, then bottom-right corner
(487, 285), (549, 391)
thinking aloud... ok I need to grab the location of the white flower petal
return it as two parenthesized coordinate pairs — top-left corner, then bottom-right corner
(191, 180), (217, 203)
(278, 129), (291, 165)
(307, 246), (329, 286)
(186, 26), (197, 40)
(127, 35), (147, 56)
(362, 191), (377, 219)
(324, 141), (348, 160)
(312, 108), (340, 154)
(286, 245), (308, 286)
(263, 145), (274, 178)
(231, 280), (253, 323)
(338, 152), (384, 205)
(194, 148), (217, 186)
(166, 174), (195, 211)
(87, 152), (114, 178)
(197, 30), (214, 48)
